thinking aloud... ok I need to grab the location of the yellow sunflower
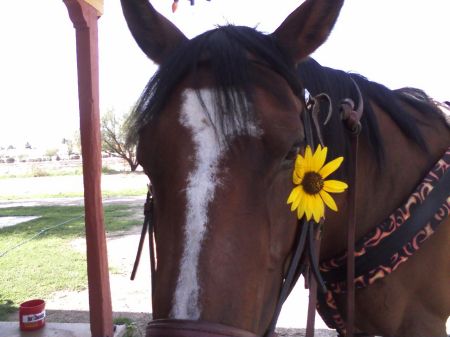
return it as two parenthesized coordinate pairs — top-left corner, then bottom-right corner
(287, 145), (348, 222)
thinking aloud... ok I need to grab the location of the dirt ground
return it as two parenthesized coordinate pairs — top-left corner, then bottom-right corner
(2, 193), (334, 336)
(44, 224), (154, 336)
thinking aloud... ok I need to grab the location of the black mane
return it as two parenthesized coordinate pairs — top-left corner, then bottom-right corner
(297, 58), (448, 164)
(127, 25), (447, 165)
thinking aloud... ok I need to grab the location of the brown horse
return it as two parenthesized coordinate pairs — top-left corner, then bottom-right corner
(121, 0), (450, 336)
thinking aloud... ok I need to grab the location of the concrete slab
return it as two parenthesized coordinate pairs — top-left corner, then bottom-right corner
(0, 322), (125, 337)
(0, 216), (40, 229)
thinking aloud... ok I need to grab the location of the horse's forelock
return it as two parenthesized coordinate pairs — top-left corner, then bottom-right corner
(126, 25), (302, 147)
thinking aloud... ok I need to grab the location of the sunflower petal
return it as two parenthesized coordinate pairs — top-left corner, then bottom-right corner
(291, 186), (305, 211)
(323, 180), (348, 193)
(312, 144), (322, 158)
(304, 195), (313, 221)
(295, 153), (304, 172)
(296, 197), (306, 219)
(319, 190), (338, 212)
(318, 194), (325, 221)
(311, 145), (328, 172)
(312, 194), (325, 223)
(293, 166), (304, 184)
(304, 146), (313, 172)
(309, 193), (320, 221)
(305, 146), (312, 161)
(287, 186), (301, 204)
(319, 156), (344, 179)
(293, 172), (300, 185)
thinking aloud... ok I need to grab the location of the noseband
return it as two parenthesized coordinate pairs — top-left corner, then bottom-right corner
(131, 79), (364, 337)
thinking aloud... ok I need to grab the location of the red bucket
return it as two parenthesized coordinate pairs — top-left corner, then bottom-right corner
(19, 299), (46, 331)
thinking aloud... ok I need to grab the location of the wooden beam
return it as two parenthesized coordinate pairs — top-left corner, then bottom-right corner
(63, 1), (113, 336)
(84, 0), (104, 15)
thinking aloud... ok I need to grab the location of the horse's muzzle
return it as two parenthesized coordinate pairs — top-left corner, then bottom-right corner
(146, 319), (274, 337)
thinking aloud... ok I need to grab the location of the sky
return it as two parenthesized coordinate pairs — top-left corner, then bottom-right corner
(0, 0), (449, 149)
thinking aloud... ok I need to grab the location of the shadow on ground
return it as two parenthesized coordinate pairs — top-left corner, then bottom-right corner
(4, 309), (337, 337)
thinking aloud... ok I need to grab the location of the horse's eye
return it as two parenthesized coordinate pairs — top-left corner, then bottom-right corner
(281, 142), (302, 170)
(285, 145), (300, 161)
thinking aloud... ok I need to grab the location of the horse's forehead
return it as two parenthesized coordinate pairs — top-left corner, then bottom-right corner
(178, 88), (262, 139)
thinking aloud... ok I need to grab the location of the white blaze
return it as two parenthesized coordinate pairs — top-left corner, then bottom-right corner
(171, 89), (222, 319)
(171, 89), (261, 319)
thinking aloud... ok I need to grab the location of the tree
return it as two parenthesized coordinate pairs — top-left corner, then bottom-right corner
(101, 109), (139, 172)
(71, 130), (81, 156)
(45, 148), (58, 158)
(62, 133), (81, 156)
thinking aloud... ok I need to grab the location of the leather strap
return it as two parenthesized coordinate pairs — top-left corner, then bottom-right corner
(305, 223), (323, 337)
(340, 78), (363, 337)
(264, 219), (309, 337)
(267, 91), (330, 337)
(302, 91), (330, 337)
(321, 151), (450, 286)
(345, 135), (358, 337)
(130, 212), (149, 281)
(131, 190), (156, 297)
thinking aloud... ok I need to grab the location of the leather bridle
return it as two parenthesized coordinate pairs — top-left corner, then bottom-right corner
(131, 79), (364, 337)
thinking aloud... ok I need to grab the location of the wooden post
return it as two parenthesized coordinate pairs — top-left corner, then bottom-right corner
(63, 1), (113, 336)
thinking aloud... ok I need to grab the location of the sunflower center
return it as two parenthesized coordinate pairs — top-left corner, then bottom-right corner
(302, 172), (324, 195)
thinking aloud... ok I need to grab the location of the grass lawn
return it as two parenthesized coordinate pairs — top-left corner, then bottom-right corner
(0, 188), (148, 200)
(0, 204), (141, 319)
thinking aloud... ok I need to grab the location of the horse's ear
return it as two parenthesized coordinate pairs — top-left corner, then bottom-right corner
(121, 0), (188, 64)
(272, 0), (344, 63)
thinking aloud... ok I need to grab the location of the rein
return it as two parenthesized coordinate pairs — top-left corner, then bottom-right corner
(131, 188), (155, 294)
(130, 79), (364, 337)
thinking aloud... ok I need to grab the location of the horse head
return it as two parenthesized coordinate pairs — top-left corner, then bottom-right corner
(121, 0), (344, 335)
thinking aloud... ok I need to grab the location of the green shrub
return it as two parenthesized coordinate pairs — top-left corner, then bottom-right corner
(113, 317), (138, 337)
